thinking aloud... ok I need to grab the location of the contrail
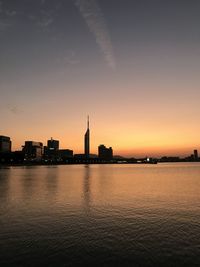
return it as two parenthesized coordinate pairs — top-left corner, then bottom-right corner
(75, 0), (116, 69)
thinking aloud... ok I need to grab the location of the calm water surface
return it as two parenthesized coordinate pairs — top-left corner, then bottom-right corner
(0, 163), (200, 266)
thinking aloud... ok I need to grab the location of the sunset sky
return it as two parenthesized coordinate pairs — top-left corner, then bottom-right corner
(0, 0), (200, 157)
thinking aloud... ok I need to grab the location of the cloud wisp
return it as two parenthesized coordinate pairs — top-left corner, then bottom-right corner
(28, 9), (54, 31)
(7, 105), (22, 115)
(0, 1), (18, 34)
(75, 0), (116, 69)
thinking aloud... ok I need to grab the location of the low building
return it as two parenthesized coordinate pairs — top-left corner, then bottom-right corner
(194, 149), (199, 161)
(58, 149), (73, 159)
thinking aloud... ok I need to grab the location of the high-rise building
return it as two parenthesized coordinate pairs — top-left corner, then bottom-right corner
(44, 138), (60, 161)
(84, 116), (90, 158)
(98, 144), (113, 161)
(194, 149), (198, 161)
(47, 138), (59, 151)
(0, 136), (11, 153)
(22, 141), (43, 161)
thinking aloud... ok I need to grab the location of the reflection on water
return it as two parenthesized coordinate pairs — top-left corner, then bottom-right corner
(0, 167), (11, 204)
(83, 165), (91, 211)
(45, 166), (59, 198)
(0, 163), (200, 267)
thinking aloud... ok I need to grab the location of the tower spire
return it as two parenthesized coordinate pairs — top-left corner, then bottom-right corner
(87, 115), (89, 130)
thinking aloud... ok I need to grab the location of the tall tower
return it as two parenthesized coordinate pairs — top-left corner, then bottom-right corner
(84, 116), (90, 158)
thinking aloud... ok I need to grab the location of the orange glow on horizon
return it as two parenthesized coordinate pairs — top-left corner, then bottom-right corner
(2, 81), (200, 158)
(10, 125), (199, 158)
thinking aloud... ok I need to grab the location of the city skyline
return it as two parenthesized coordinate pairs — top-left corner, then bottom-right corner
(0, 116), (199, 158)
(1, 127), (199, 157)
(1, 0), (200, 157)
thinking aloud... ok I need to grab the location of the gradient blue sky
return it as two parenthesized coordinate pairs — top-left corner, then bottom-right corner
(0, 0), (200, 156)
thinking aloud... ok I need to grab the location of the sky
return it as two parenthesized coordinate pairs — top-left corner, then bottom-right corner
(0, 0), (200, 157)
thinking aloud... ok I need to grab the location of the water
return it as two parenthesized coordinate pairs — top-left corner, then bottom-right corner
(0, 163), (200, 266)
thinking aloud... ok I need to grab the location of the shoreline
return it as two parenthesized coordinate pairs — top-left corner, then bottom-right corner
(1, 161), (200, 167)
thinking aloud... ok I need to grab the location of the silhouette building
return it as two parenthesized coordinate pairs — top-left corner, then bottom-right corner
(84, 116), (90, 158)
(98, 144), (113, 161)
(58, 149), (73, 159)
(47, 138), (59, 151)
(44, 138), (59, 161)
(0, 136), (11, 153)
(194, 149), (198, 161)
(22, 141), (43, 161)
